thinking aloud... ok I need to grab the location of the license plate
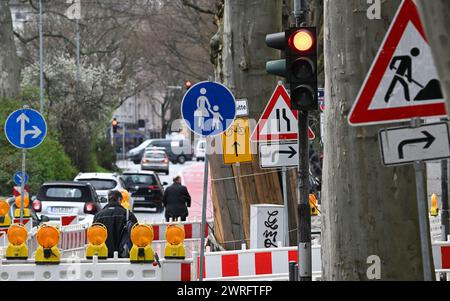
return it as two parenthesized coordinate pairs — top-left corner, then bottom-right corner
(134, 197), (145, 201)
(50, 207), (75, 214)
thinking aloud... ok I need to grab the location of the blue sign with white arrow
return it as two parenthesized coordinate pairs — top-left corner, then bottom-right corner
(13, 171), (29, 186)
(4, 109), (47, 149)
(181, 81), (236, 137)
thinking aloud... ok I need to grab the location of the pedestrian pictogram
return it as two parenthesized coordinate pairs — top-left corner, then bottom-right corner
(182, 81), (236, 137)
(222, 118), (253, 165)
(5, 109), (47, 149)
(250, 84), (315, 142)
(348, 0), (447, 126)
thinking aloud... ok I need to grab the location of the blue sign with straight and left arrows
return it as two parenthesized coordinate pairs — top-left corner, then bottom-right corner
(4, 109), (47, 149)
(181, 81), (236, 137)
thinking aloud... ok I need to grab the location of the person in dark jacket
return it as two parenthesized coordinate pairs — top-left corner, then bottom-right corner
(162, 176), (191, 222)
(93, 190), (138, 258)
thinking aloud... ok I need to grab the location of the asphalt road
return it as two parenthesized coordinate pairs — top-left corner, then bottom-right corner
(116, 159), (212, 224)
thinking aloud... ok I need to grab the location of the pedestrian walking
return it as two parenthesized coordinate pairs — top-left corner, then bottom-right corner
(162, 176), (191, 222)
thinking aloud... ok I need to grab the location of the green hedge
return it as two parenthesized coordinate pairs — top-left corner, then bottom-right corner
(0, 99), (77, 195)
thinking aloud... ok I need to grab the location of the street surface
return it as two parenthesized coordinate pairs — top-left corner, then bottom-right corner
(116, 160), (213, 223)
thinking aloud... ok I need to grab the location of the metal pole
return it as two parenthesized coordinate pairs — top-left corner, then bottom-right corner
(20, 150), (26, 224)
(282, 167), (289, 247)
(39, 0), (44, 113)
(441, 160), (450, 241)
(294, 0), (312, 282)
(414, 161), (434, 281)
(76, 19), (81, 82)
(199, 141), (209, 281)
(122, 123), (126, 165)
(289, 261), (297, 281)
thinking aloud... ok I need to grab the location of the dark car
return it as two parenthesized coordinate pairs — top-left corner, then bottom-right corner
(121, 172), (167, 212)
(34, 181), (106, 222)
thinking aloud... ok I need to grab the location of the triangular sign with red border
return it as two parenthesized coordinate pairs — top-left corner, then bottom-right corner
(251, 84), (315, 142)
(348, 0), (447, 126)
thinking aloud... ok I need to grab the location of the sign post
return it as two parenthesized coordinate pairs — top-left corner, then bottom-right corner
(181, 81), (236, 281)
(349, 0), (449, 281)
(5, 107), (47, 224)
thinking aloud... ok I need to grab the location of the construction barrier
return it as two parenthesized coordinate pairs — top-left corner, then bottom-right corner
(149, 219), (213, 241)
(0, 257), (192, 281)
(194, 246), (322, 281)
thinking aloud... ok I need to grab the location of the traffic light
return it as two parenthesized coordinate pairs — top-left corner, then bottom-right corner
(286, 27), (318, 111)
(265, 27), (318, 111)
(112, 118), (119, 134)
(185, 80), (193, 90)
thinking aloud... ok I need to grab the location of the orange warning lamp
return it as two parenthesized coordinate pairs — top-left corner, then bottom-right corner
(430, 193), (439, 217)
(35, 224), (60, 264)
(6, 224), (28, 259)
(14, 195), (30, 218)
(121, 190), (131, 210)
(130, 224), (154, 263)
(309, 193), (319, 216)
(164, 223), (186, 259)
(86, 223), (108, 259)
(0, 200), (11, 227)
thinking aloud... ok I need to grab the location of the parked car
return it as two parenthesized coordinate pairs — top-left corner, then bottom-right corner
(74, 173), (132, 209)
(127, 139), (154, 164)
(33, 181), (106, 222)
(141, 148), (170, 175)
(121, 171), (167, 212)
(145, 138), (193, 164)
(195, 139), (206, 161)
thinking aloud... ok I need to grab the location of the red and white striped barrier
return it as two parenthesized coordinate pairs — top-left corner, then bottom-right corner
(161, 260), (192, 281)
(433, 240), (450, 271)
(0, 228), (8, 249)
(194, 246), (322, 281)
(60, 215), (79, 227)
(59, 223), (88, 252)
(150, 219), (213, 241)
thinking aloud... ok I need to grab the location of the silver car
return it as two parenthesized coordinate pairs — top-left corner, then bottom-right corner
(141, 148), (170, 175)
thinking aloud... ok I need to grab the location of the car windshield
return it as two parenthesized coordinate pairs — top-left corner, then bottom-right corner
(122, 174), (158, 187)
(44, 187), (83, 201)
(77, 179), (116, 190)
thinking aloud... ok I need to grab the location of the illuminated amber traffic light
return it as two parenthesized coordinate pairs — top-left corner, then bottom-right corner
(6, 224), (28, 259)
(86, 223), (108, 259)
(164, 223), (186, 259)
(130, 224), (154, 263)
(289, 30), (314, 52)
(112, 118), (119, 134)
(35, 224), (61, 264)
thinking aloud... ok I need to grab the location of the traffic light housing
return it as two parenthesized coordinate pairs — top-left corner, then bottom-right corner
(265, 27), (318, 111)
(185, 80), (193, 90)
(112, 118), (119, 134)
(286, 27), (318, 111)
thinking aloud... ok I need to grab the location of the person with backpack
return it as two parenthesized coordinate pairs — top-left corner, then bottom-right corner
(93, 190), (138, 258)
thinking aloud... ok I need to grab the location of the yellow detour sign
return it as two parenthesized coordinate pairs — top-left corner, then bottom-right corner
(222, 118), (253, 165)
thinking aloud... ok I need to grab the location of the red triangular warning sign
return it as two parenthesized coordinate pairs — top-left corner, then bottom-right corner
(349, 0), (447, 126)
(251, 84), (315, 141)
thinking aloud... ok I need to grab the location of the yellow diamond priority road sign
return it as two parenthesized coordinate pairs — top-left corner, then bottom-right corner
(222, 118), (253, 165)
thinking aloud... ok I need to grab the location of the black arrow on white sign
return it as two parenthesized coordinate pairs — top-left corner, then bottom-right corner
(397, 131), (436, 159)
(271, 146), (297, 163)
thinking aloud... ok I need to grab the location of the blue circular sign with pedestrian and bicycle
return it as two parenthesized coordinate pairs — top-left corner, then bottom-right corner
(4, 108), (47, 149)
(181, 81), (236, 137)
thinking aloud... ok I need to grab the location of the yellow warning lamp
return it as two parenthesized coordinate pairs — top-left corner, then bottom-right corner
(430, 193), (439, 217)
(130, 224), (154, 263)
(121, 190), (131, 210)
(14, 195), (30, 218)
(164, 223), (186, 259)
(86, 223), (108, 259)
(0, 200), (11, 227)
(5, 224), (28, 260)
(309, 194), (319, 216)
(35, 224), (60, 265)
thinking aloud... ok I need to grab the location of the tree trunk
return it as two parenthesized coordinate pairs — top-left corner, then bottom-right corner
(210, 0), (285, 249)
(415, 0), (450, 111)
(0, 0), (20, 99)
(322, 0), (425, 280)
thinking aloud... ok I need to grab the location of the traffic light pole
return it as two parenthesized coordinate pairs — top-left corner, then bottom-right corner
(294, 0), (312, 282)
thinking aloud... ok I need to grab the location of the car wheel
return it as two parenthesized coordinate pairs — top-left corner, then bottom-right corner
(178, 156), (186, 164)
